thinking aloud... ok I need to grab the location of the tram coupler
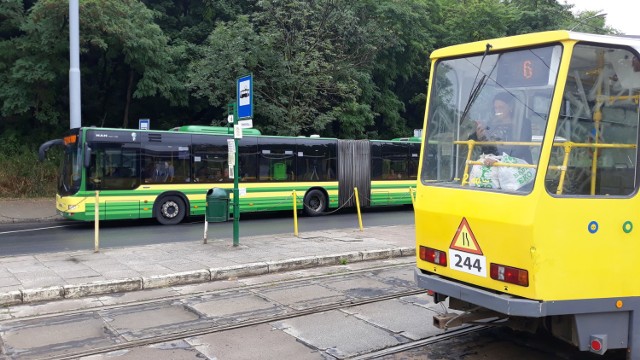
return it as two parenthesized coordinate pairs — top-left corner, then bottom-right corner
(429, 291), (448, 304)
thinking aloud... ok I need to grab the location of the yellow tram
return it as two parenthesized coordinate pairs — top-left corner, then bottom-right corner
(414, 31), (640, 357)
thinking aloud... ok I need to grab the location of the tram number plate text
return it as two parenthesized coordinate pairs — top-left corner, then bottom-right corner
(449, 249), (487, 277)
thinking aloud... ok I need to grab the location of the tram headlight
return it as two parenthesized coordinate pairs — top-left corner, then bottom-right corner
(420, 246), (447, 266)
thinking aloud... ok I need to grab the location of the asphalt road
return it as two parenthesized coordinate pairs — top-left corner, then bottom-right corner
(0, 207), (414, 256)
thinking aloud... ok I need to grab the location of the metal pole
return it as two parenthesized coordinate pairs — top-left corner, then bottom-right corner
(94, 191), (99, 252)
(354, 187), (363, 231)
(203, 220), (208, 244)
(232, 105), (240, 247)
(293, 190), (299, 237)
(69, 0), (82, 129)
(233, 137), (240, 246)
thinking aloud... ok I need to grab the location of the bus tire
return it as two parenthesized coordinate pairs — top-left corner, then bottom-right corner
(155, 195), (186, 225)
(303, 189), (327, 216)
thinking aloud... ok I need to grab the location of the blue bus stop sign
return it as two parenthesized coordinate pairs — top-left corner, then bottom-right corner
(237, 74), (253, 120)
(139, 118), (150, 130)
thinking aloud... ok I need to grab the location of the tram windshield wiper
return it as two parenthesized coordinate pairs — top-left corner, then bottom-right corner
(459, 43), (494, 126)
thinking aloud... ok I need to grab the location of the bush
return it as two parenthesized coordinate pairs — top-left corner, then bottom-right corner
(0, 147), (59, 198)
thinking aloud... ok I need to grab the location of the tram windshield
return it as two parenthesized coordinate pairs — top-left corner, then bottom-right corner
(421, 45), (561, 193)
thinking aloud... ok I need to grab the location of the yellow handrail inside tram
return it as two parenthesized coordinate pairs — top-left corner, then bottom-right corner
(452, 139), (636, 193)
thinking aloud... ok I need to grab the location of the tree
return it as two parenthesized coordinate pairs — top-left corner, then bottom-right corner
(505, 0), (574, 35)
(354, 0), (443, 138)
(189, 1), (378, 138)
(189, 0), (444, 139)
(439, 0), (518, 45)
(0, 0), (187, 132)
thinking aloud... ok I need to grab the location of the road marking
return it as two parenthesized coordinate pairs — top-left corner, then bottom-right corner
(0, 225), (71, 235)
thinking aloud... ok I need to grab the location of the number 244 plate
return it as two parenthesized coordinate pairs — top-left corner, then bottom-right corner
(449, 249), (487, 277)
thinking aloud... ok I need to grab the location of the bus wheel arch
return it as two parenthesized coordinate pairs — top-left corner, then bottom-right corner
(303, 188), (328, 216)
(153, 192), (189, 225)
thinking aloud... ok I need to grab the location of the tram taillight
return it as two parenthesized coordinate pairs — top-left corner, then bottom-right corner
(490, 263), (529, 287)
(420, 246), (447, 266)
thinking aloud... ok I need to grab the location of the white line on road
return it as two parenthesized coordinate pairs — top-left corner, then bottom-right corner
(0, 225), (71, 235)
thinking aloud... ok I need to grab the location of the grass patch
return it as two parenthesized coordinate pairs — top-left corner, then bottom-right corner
(0, 149), (59, 198)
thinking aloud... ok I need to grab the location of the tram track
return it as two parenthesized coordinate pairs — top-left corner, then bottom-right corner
(347, 325), (485, 359)
(2, 262), (429, 359)
(3, 261), (610, 359)
(4, 261), (414, 322)
(45, 288), (426, 360)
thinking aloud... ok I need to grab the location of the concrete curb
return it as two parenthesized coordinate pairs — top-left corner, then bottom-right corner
(0, 247), (416, 306)
(0, 217), (69, 226)
(143, 269), (211, 289)
(211, 263), (269, 280)
(64, 278), (143, 299)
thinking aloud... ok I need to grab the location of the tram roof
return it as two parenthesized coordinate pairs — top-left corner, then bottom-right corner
(430, 30), (640, 59)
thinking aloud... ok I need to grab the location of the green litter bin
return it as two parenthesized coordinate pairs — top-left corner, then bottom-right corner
(205, 188), (229, 222)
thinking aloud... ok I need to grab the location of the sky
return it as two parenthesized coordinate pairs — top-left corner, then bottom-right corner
(562, 0), (640, 35)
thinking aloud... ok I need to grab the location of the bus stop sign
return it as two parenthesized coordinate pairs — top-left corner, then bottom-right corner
(237, 74), (253, 120)
(139, 118), (150, 130)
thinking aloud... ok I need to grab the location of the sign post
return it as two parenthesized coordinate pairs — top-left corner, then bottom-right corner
(226, 105), (240, 247)
(229, 74), (253, 247)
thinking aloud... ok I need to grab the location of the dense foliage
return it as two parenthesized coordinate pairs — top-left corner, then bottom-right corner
(0, 0), (614, 196)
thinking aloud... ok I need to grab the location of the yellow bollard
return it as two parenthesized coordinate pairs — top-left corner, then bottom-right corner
(94, 191), (100, 253)
(293, 190), (299, 237)
(354, 187), (363, 231)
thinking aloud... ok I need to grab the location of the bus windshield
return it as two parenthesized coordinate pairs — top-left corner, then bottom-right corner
(59, 141), (82, 196)
(421, 44), (562, 193)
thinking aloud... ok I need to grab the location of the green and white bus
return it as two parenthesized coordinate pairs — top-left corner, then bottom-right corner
(40, 125), (420, 225)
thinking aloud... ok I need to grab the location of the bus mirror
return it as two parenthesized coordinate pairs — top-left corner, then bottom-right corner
(84, 144), (92, 168)
(38, 139), (64, 162)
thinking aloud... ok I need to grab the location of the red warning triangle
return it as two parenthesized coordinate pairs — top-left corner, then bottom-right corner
(450, 218), (483, 255)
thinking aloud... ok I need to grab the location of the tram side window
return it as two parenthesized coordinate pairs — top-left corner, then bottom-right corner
(87, 143), (140, 190)
(545, 45), (639, 196)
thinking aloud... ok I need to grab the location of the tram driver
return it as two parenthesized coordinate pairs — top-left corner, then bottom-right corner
(468, 92), (533, 165)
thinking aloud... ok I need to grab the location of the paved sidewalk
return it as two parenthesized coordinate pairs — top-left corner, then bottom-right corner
(0, 198), (59, 224)
(0, 198), (416, 306)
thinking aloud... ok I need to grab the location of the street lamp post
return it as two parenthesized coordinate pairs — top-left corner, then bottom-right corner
(69, 0), (82, 129)
(570, 12), (607, 31)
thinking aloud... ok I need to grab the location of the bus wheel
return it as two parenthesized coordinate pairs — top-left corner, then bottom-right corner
(155, 196), (186, 225)
(304, 189), (326, 216)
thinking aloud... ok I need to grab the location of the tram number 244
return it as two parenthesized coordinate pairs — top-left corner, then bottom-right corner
(449, 249), (487, 277)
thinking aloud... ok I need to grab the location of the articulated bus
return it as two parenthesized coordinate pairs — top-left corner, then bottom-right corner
(40, 125), (419, 225)
(414, 31), (640, 357)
